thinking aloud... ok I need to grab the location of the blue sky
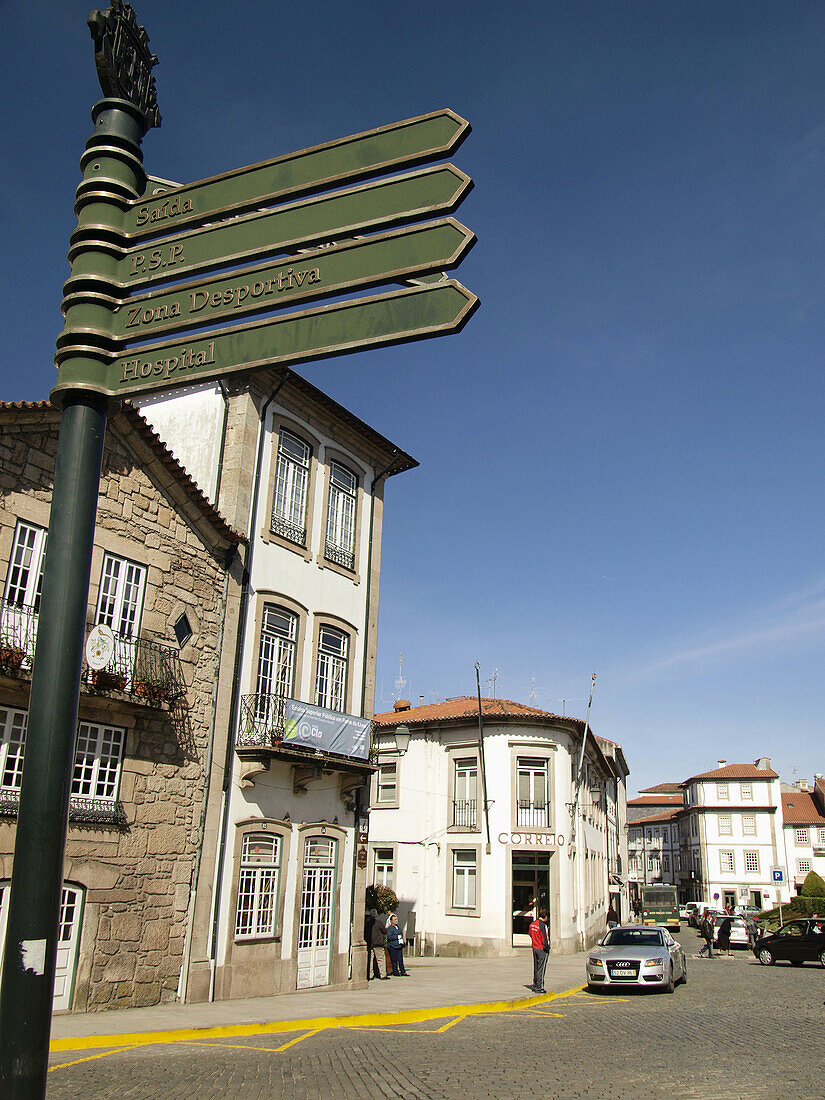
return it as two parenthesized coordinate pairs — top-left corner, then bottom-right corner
(3, 2), (825, 793)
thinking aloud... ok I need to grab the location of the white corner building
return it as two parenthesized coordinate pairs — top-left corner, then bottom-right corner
(368, 697), (629, 956)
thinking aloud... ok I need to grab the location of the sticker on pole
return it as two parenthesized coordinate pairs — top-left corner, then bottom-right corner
(85, 624), (115, 670)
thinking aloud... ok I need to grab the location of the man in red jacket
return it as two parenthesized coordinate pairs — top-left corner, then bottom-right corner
(529, 908), (550, 993)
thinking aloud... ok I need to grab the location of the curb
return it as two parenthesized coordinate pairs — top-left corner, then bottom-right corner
(50, 983), (587, 1054)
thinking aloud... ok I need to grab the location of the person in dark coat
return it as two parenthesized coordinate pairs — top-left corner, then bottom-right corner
(606, 904), (619, 929)
(716, 916), (733, 956)
(385, 913), (408, 976)
(698, 910), (715, 958)
(364, 910), (389, 980)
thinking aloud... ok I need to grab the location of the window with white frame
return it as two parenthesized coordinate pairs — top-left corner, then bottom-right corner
(818, 828), (825, 848)
(271, 428), (311, 546)
(324, 461), (358, 570)
(0, 706), (27, 789)
(692, 850), (701, 873)
(720, 850), (735, 874)
(235, 833), (281, 939)
(662, 854), (670, 872)
(0, 711), (125, 804)
(376, 761), (397, 804)
(740, 782), (753, 800)
(797, 858), (812, 876)
(314, 625), (348, 712)
(453, 758), (477, 828)
(72, 722), (126, 801)
(4, 521), (47, 610)
(373, 848), (394, 888)
(718, 814), (732, 836)
(690, 816), (697, 837)
(451, 849), (477, 910)
(96, 554), (146, 639)
(255, 605), (298, 707)
(517, 757), (548, 827)
(795, 827), (810, 845)
(742, 814), (756, 836)
(744, 851), (760, 874)
(717, 782), (729, 800)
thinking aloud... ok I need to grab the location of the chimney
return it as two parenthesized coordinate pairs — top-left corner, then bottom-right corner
(796, 779), (810, 792)
(419, 695), (424, 706)
(717, 760), (726, 769)
(393, 699), (411, 712)
(754, 757), (772, 771)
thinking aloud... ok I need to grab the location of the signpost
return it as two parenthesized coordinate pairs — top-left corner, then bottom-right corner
(0, 5), (477, 1097)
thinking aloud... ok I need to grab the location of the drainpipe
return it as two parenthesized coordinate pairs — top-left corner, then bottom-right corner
(212, 381), (230, 505)
(474, 664), (492, 854)
(571, 673), (596, 949)
(348, 453), (402, 978)
(207, 375), (288, 1001)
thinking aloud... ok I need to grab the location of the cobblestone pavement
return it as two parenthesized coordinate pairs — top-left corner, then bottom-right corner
(46, 933), (825, 1099)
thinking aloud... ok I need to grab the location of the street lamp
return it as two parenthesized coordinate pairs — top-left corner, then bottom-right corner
(394, 724), (411, 756)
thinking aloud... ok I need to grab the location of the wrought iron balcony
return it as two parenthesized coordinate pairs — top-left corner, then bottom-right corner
(238, 692), (288, 748)
(0, 788), (127, 826)
(0, 597), (184, 706)
(82, 629), (186, 705)
(324, 541), (355, 571)
(517, 800), (549, 828)
(452, 799), (478, 829)
(270, 514), (306, 547)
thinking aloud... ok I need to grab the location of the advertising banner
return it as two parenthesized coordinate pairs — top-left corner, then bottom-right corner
(283, 700), (371, 761)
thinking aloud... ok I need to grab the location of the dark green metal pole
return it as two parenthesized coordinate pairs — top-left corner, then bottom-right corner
(0, 394), (106, 1097)
(0, 96), (148, 1098)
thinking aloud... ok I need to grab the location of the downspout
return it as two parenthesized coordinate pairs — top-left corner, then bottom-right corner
(474, 664), (492, 853)
(212, 381), (230, 505)
(570, 673), (596, 949)
(207, 375), (288, 1001)
(348, 453), (402, 978)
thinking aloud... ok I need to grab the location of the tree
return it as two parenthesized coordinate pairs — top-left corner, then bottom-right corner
(800, 870), (825, 898)
(365, 883), (398, 913)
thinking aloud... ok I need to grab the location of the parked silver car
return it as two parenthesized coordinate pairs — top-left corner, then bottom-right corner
(586, 925), (687, 993)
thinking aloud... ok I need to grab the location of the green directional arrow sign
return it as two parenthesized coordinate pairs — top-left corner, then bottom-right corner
(53, 282), (479, 400)
(109, 219), (475, 343)
(125, 109), (470, 239)
(105, 165), (471, 292)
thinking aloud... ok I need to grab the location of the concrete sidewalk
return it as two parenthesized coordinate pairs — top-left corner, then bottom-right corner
(50, 948), (588, 1046)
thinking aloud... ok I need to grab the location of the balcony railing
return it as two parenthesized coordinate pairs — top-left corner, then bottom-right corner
(0, 788), (127, 826)
(517, 800), (549, 828)
(324, 541), (355, 571)
(238, 692), (288, 748)
(0, 597), (185, 706)
(452, 799), (478, 829)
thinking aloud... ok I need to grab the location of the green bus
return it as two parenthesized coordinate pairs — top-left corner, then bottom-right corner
(641, 885), (680, 931)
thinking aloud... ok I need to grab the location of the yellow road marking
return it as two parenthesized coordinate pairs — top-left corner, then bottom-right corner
(50, 984), (587, 1056)
(49, 1047), (132, 1073)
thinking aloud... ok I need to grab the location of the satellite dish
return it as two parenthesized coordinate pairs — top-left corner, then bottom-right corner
(85, 624), (115, 670)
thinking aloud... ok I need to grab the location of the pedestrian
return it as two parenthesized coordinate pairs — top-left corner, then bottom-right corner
(632, 897), (641, 922)
(606, 903), (619, 930)
(698, 910), (715, 958)
(365, 910), (390, 980)
(716, 916), (733, 956)
(746, 914), (759, 949)
(529, 907), (551, 993)
(385, 913), (408, 976)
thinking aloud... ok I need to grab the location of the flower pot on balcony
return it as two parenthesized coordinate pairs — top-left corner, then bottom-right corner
(132, 679), (171, 705)
(90, 668), (127, 692)
(0, 644), (25, 673)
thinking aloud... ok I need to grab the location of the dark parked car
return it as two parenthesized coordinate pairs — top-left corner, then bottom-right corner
(753, 918), (825, 967)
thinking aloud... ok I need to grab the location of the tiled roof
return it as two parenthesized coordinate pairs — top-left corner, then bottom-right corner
(629, 807), (682, 824)
(680, 763), (778, 785)
(628, 793), (683, 806)
(0, 400), (244, 547)
(639, 782), (682, 794)
(373, 697), (585, 730)
(781, 792), (825, 826)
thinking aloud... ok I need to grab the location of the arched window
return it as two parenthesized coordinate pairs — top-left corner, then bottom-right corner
(235, 832), (282, 939)
(271, 429), (311, 546)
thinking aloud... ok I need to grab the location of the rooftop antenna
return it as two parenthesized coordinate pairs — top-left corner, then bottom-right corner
(394, 652), (408, 702)
(528, 678), (548, 707)
(486, 668), (498, 698)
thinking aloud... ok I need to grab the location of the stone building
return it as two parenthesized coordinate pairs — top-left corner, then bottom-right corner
(367, 697), (628, 957)
(137, 369), (416, 1000)
(0, 401), (241, 1011)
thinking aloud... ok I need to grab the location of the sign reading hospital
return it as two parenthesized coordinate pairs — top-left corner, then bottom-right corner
(283, 700), (370, 762)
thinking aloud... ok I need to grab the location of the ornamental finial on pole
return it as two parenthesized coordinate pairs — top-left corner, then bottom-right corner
(87, 0), (161, 127)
